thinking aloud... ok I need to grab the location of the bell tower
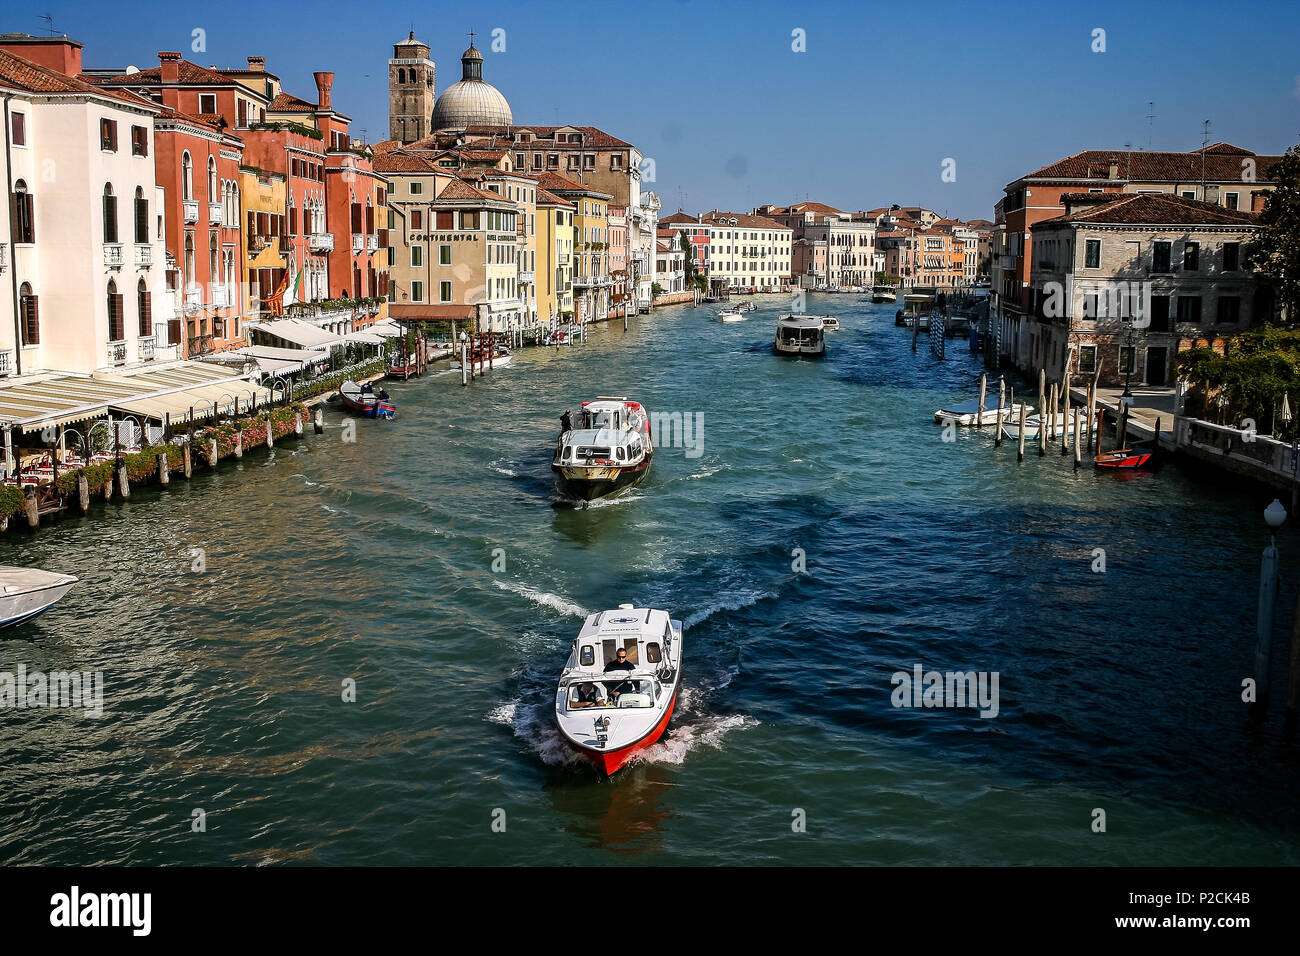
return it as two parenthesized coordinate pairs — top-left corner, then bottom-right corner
(389, 31), (435, 144)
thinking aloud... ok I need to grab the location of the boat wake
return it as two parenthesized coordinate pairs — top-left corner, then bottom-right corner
(492, 580), (589, 618)
(625, 712), (757, 768)
(291, 474), (320, 488)
(683, 587), (775, 628)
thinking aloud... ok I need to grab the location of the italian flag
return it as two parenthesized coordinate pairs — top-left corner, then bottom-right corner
(283, 263), (305, 308)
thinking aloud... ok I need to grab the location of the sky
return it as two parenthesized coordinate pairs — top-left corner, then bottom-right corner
(12, 0), (1300, 221)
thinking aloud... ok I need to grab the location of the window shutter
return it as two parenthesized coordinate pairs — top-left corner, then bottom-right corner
(289, 207), (297, 235)
(135, 197), (149, 244)
(139, 291), (152, 337)
(366, 205), (374, 234)
(104, 194), (117, 243)
(351, 203), (362, 233)
(22, 295), (40, 345)
(278, 214), (285, 237)
(247, 210), (255, 235)
(12, 112), (25, 145)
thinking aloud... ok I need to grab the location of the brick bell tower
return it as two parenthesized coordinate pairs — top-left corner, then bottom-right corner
(389, 31), (435, 144)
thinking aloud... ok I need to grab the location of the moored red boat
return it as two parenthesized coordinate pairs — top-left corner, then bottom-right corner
(1094, 444), (1155, 470)
(339, 380), (395, 419)
(554, 604), (684, 776)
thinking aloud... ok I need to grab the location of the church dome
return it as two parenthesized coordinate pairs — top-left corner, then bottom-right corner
(432, 41), (512, 130)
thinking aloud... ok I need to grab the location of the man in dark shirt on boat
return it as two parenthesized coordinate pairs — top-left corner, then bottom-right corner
(572, 682), (600, 708)
(604, 649), (636, 700)
(560, 409), (573, 434)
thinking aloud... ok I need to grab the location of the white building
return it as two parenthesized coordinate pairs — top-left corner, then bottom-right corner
(690, 210), (792, 294)
(654, 234), (685, 294)
(1, 41), (174, 378)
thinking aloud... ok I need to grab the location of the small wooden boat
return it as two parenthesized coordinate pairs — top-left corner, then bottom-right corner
(0, 566), (78, 628)
(554, 604), (684, 776)
(339, 380), (395, 419)
(1094, 443), (1155, 470)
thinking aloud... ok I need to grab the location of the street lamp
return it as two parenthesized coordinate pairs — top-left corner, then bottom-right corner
(1253, 498), (1287, 722)
(1121, 325), (1135, 401)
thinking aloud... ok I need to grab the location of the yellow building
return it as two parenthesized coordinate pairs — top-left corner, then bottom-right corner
(476, 169), (537, 331)
(238, 163), (287, 344)
(536, 187), (575, 329)
(538, 173), (609, 323)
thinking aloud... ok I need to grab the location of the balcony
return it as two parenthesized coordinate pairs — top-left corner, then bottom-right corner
(519, 271), (535, 283)
(184, 284), (203, 315)
(187, 334), (214, 357)
(104, 244), (124, 270)
(248, 235), (269, 254)
(559, 254), (571, 265)
(210, 286), (229, 308)
(309, 233), (334, 253)
(107, 342), (127, 367)
(138, 337), (156, 361)
(182, 200), (199, 224)
(136, 244), (153, 268)
(352, 234), (365, 253)
(0, 349), (12, 376)
(0, 242), (7, 274)
(208, 203), (222, 225)
(366, 234), (379, 252)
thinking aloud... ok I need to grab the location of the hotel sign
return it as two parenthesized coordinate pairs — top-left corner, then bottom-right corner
(411, 233), (480, 242)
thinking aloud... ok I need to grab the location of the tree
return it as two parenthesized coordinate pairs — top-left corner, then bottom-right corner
(1176, 328), (1300, 434)
(679, 231), (696, 284)
(1245, 142), (1300, 326)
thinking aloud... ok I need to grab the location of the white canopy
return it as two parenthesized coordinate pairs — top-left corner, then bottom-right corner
(249, 318), (343, 349)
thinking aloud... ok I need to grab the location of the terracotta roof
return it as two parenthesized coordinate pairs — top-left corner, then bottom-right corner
(656, 241), (673, 253)
(435, 178), (510, 204)
(0, 49), (158, 109)
(373, 152), (437, 173)
(535, 171), (608, 197)
(659, 212), (700, 225)
(1022, 144), (1282, 183)
(463, 124), (633, 149)
(98, 58), (235, 87)
(536, 187), (574, 208)
(787, 201), (845, 216)
(1036, 193), (1260, 228)
(269, 91), (315, 113)
(700, 209), (791, 231)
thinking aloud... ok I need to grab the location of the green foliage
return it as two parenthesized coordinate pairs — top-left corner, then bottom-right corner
(294, 361), (385, 401)
(1176, 328), (1300, 435)
(0, 485), (25, 520)
(651, 282), (664, 297)
(1244, 143), (1300, 326)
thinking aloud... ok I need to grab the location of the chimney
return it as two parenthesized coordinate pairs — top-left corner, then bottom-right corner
(313, 71), (334, 109)
(1108, 161), (1120, 180)
(159, 51), (181, 84)
(247, 56), (265, 72)
(0, 35), (83, 76)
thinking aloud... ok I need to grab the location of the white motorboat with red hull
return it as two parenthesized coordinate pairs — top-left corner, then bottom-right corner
(552, 397), (654, 502)
(554, 605), (684, 776)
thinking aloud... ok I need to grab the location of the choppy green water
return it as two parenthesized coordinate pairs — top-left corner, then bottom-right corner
(2, 295), (1298, 865)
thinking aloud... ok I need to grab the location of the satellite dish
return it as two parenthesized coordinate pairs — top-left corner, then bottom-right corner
(125, 65), (139, 74)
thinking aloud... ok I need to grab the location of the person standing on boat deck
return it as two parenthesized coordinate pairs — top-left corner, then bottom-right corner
(560, 409), (573, 434)
(604, 649), (636, 700)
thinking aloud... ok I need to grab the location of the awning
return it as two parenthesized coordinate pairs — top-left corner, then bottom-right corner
(341, 330), (386, 345)
(0, 360), (269, 432)
(249, 318), (343, 349)
(201, 344), (330, 375)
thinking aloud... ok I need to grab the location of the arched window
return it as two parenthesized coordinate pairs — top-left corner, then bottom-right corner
(18, 281), (39, 345)
(102, 183), (118, 243)
(13, 179), (35, 243)
(107, 278), (124, 341)
(207, 155), (217, 202)
(398, 68), (406, 84)
(184, 234), (195, 288)
(181, 151), (193, 201)
(137, 277), (152, 337)
(134, 186), (148, 244)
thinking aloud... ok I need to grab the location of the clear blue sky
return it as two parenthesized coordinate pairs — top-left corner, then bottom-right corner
(15, 0), (1300, 220)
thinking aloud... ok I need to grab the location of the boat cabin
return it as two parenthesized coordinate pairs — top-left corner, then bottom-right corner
(555, 399), (651, 467)
(559, 606), (679, 712)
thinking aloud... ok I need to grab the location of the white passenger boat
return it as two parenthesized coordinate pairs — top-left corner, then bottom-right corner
(0, 567), (78, 629)
(718, 308), (745, 322)
(552, 397), (654, 501)
(999, 411), (1093, 442)
(774, 314), (828, 357)
(554, 604), (684, 776)
(872, 285), (898, 304)
(934, 398), (1029, 427)
(820, 316), (842, 332)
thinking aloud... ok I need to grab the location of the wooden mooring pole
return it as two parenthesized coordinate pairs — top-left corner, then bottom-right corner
(1073, 406), (1082, 469)
(977, 373), (987, 430)
(1017, 403), (1027, 462)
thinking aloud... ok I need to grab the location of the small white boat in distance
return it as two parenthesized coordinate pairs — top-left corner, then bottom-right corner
(934, 398), (1029, 427)
(717, 307), (745, 322)
(0, 567), (78, 629)
(554, 604), (684, 776)
(820, 316), (842, 332)
(999, 411), (1093, 442)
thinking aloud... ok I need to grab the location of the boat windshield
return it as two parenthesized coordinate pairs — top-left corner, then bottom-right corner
(564, 678), (657, 710)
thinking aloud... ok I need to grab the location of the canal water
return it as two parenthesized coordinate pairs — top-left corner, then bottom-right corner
(3, 294), (1299, 865)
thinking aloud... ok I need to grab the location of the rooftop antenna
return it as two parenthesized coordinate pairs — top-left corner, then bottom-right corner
(1145, 101), (1156, 149)
(37, 12), (55, 35)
